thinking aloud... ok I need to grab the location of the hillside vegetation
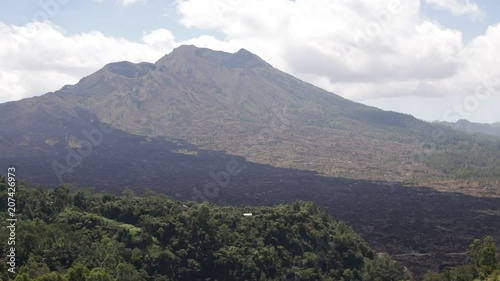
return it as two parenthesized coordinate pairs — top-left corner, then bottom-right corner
(1, 46), (499, 196)
(0, 176), (411, 281)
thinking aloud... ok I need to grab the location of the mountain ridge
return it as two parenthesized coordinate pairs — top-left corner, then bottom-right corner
(0, 45), (499, 196)
(437, 119), (500, 138)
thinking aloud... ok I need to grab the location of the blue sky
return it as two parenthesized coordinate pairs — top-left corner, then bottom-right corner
(420, 0), (500, 41)
(2, 0), (498, 43)
(0, 1), (218, 41)
(1, 0), (499, 123)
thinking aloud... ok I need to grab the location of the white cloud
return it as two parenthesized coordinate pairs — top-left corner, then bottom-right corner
(1, 0), (499, 122)
(425, 0), (485, 20)
(118, 0), (142, 7)
(0, 21), (176, 103)
(174, 0), (498, 102)
(142, 29), (176, 52)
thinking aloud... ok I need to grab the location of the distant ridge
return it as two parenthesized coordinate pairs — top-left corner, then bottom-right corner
(437, 119), (500, 138)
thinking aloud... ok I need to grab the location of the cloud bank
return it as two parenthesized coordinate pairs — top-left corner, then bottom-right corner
(0, 22), (175, 103)
(175, 0), (499, 101)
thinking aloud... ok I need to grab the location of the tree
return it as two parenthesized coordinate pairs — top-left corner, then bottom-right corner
(467, 236), (498, 268)
(73, 191), (89, 210)
(51, 185), (71, 211)
(430, 237), (498, 281)
(15, 273), (32, 281)
(131, 248), (142, 267)
(362, 254), (411, 281)
(88, 269), (115, 281)
(423, 272), (446, 281)
(116, 262), (144, 281)
(65, 263), (90, 281)
(121, 188), (136, 199)
(35, 272), (65, 281)
(20, 256), (51, 278)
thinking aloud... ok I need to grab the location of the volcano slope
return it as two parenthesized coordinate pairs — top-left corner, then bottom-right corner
(1, 45), (499, 195)
(1, 45), (500, 276)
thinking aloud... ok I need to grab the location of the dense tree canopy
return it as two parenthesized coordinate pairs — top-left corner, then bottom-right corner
(0, 176), (413, 280)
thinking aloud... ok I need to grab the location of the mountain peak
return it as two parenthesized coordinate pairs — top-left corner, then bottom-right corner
(156, 45), (270, 69)
(170, 44), (199, 55)
(235, 48), (252, 55)
(223, 48), (270, 69)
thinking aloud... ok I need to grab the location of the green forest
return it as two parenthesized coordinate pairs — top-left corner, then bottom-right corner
(1, 175), (498, 280)
(0, 175), (411, 281)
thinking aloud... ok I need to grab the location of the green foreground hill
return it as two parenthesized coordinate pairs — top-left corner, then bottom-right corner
(0, 176), (411, 281)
